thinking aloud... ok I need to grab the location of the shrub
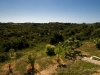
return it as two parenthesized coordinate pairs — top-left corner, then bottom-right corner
(64, 38), (82, 49)
(46, 44), (56, 56)
(0, 52), (10, 62)
(96, 42), (100, 50)
(63, 38), (82, 61)
(94, 38), (100, 50)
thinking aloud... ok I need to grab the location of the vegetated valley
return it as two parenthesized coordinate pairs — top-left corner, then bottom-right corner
(0, 22), (100, 75)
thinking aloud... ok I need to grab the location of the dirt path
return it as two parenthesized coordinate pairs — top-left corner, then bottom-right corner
(82, 57), (100, 65)
(82, 57), (100, 75)
(37, 64), (58, 75)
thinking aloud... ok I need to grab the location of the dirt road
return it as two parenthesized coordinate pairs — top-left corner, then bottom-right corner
(82, 57), (100, 65)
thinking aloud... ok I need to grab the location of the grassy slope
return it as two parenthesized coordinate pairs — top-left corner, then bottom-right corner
(0, 41), (100, 75)
(79, 41), (100, 57)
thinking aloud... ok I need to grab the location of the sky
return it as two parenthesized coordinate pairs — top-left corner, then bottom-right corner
(0, 0), (100, 23)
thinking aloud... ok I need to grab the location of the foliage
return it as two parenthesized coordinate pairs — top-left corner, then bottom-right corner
(28, 55), (36, 67)
(91, 28), (100, 38)
(16, 52), (23, 59)
(0, 41), (100, 74)
(55, 42), (63, 62)
(94, 38), (100, 50)
(50, 33), (64, 45)
(96, 42), (100, 50)
(63, 38), (82, 60)
(26, 54), (37, 75)
(46, 44), (56, 56)
(0, 23), (100, 52)
(64, 38), (82, 50)
(1, 37), (29, 52)
(0, 52), (10, 62)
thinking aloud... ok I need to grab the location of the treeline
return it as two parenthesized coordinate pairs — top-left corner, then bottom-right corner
(0, 22), (100, 52)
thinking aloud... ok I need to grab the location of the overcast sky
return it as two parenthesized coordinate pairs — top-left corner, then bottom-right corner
(0, 0), (100, 23)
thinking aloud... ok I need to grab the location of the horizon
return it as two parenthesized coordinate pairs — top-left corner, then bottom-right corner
(0, 0), (100, 23)
(0, 22), (100, 24)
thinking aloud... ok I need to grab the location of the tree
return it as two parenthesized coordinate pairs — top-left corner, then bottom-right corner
(25, 54), (36, 75)
(91, 28), (100, 38)
(56, 42), (63, 60)
(50, 33), (64, 45)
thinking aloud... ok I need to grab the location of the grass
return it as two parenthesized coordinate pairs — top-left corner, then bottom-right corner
(37, 57), (54, 71)
(1, 41), (100, 75)
(15, 57), (28, 75)
(79, 41), (100, 57)
(57, 60), (100, 75)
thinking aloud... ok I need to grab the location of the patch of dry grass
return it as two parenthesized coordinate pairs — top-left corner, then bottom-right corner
(79, 42), (100, 57)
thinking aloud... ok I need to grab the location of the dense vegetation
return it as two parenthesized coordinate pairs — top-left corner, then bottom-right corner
(0, 22), (100, 75)
(0, 22), (100, 53)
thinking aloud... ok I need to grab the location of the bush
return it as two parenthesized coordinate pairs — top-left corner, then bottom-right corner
(64, 38), (82, 49)
(16, 52), (23, 59)
(94, 38), (100, 50)
(46, 44), (56, 56)
(96, 42), (100, 50)
(0, 52), (10, 63)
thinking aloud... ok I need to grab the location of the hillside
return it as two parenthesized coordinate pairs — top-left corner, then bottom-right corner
(0, 42), (100, 75)
(0, 22), (100, 52)
(0, 23), (100, 75)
